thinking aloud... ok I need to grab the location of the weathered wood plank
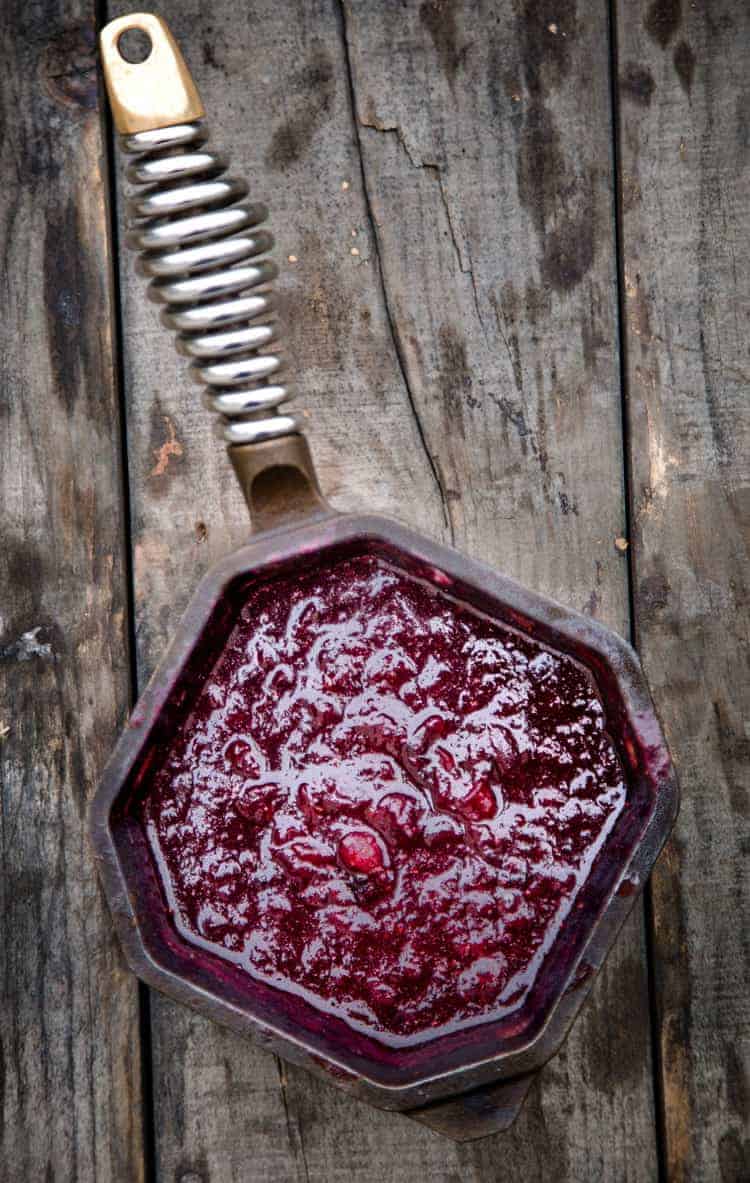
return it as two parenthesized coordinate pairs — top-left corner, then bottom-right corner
(614, 1), (750, 1179)
(109, 0), (659, 1177)
(0, 4), (144, 1180)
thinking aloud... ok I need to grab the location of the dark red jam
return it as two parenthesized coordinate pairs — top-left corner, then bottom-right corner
(143, 555), (627, 1042)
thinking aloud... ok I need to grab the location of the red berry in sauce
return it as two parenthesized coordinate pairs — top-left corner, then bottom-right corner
(338, 830), (384, 874)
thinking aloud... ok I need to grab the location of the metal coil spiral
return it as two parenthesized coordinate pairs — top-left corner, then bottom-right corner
(122, 121), (297, 446)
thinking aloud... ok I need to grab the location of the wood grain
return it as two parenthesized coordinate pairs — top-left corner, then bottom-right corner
(615, 1), (750, 1179)
(108, 0), (659, 1178)
(0, 3), (143, 1180)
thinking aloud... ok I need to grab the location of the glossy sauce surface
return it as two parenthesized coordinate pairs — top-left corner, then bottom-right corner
(143, 556), (627, 1041)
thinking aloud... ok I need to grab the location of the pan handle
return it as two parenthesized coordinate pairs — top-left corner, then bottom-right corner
(100, 14), (325, 531)
(229, 434), (332, 534)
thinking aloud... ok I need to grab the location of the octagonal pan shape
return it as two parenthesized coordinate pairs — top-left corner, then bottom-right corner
(90, 511), (678, 1111)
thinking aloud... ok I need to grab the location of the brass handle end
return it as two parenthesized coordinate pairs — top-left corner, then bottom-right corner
(99, 13), (204, 134)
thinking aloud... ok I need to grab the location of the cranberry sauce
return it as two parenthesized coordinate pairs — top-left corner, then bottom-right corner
(142, 555), (628, 1042)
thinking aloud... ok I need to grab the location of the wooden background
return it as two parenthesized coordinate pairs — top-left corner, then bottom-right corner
(1, 1), (748, 1179)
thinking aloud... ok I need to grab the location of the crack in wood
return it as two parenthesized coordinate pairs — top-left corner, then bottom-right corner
(338, 0), (455, 543)
(275, 1060), (311, 1183)
(355, 108), (487, 338)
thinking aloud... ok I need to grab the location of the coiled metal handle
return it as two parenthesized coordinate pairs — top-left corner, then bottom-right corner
(122, 120), (297, 446)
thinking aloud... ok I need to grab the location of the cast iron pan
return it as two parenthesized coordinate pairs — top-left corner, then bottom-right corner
(90, 14), (678, 1141)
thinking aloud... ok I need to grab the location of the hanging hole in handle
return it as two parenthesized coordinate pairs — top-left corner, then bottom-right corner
(117, 26), (152, 64)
